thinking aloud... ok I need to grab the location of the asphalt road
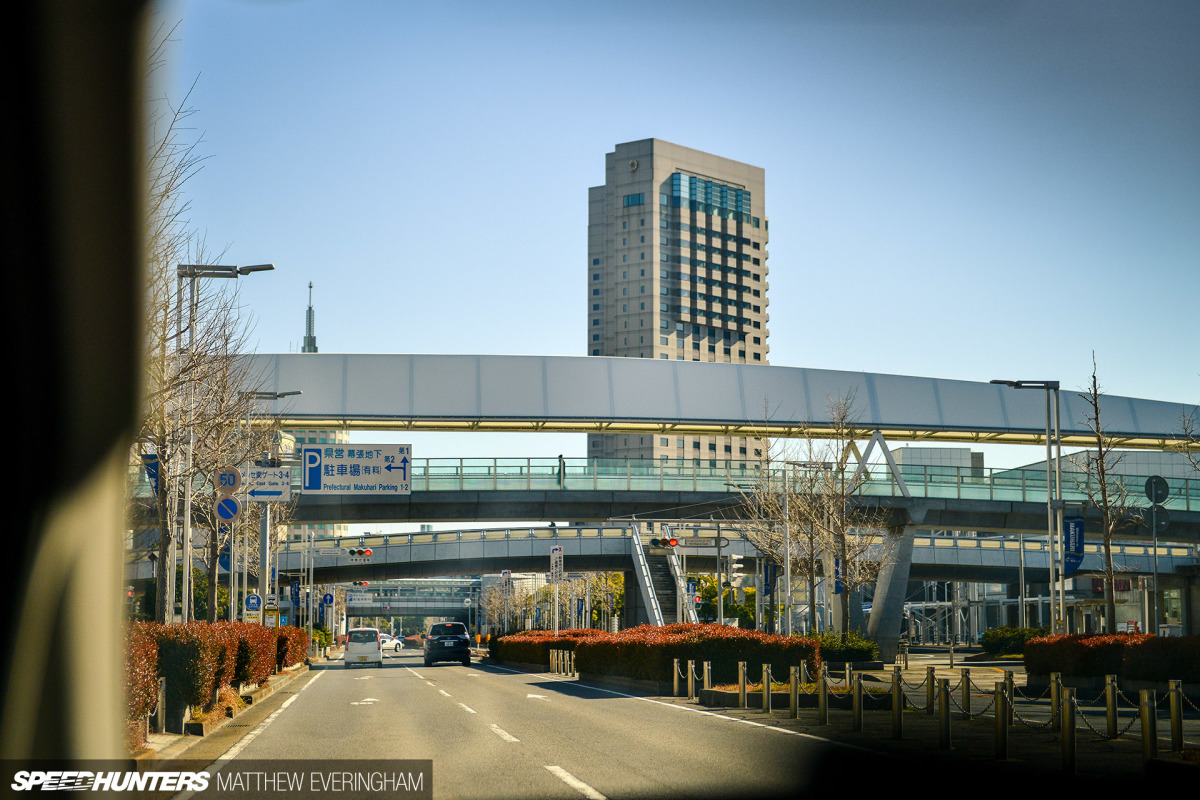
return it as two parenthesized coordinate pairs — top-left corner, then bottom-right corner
(209, 649), (880, 800)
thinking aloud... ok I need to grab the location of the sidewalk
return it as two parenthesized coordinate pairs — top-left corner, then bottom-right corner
(650, 644), (1198, 789)
(139, 651), (338, 762)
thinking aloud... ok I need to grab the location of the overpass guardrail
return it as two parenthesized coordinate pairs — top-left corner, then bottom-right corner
(128, 457), (1200, 511)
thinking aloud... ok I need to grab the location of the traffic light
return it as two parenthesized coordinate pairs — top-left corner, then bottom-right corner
(649, 535), (678, 548)
(347, 547), (373, 557)
(352, 580), (370, 587)
(728, 554), (744, 574)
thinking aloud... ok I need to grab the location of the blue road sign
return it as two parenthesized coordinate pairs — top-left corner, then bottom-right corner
(1064, 517), (1085, 577)
(142, 454), (160, 494)
(215, 496), (241, 522)
(322, 593), (334, 605)
(245, 594), (262, 612)
(300, 444), (412, 495)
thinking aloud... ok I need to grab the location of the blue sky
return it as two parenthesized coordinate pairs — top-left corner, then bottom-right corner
(161, 0), (1199, 474)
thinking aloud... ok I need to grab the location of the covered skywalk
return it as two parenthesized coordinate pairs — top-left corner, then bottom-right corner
(246, 353), (1199, 448)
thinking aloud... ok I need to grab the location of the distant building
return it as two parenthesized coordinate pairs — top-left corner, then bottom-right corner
(288, 282), (347, 542)
(587, 139), (770, 465)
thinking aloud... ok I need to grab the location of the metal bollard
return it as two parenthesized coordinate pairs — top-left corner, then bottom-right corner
(994, 683), (1008, 760)
(938, 678), (951, 749)
(687, 659), (695, 700)
(960, 668), (971, 718)
(1141, 690), (1158, 764)
(789, 666), (799, 719)
(154, 678), (166, 734)
(1050, 672), (1061, 732)
(1003, 670), (1015, 726)
(1170, 680), (1183, 753)
(817, 665), (829, 725)
(703, 661), (712, 692)
(891, 667), (903, 739)
(763, 664), (772, 713)
(1105, 675), (1118, 738)
(801, 660), (809, 686)
(902, 641), (909, 670)
(846, 663), (854, 690)
(1062, 687), (1076, 775)
(851, 674), (863, 732)
(738, 662), (747, 709)
(551, 650), (557, 673)
(926, 666), (936, 715)
(673, 658), (680, 697)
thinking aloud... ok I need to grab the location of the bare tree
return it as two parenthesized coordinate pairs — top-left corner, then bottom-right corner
(1178, 408), (1200, 473)
(735, 392), (895, 637)
(132, 24), (274, 622)
(1067, 357), (1143, 634)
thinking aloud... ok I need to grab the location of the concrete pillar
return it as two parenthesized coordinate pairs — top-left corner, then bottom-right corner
(866, 525), (917, 662)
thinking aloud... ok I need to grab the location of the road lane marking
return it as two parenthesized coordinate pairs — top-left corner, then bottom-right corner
(405, 667), (426, 680)
(545, 766), (606, 800)
(489, 724), (520, 742)
(527, 693), (549, 700)
(170, 671), (326, 800)
(439, 689), (452, 697)
(426, 681), (436, 687)
(483, 663), (865, 748)
(458, 703), (477, 714)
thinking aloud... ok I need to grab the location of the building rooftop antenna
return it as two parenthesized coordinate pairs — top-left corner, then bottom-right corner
(302, 280), (318, 353)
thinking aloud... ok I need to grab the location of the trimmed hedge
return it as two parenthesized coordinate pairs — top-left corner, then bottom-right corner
(981, 626), (1048, 656)
(124, 622), (160, 749)
(155, 623), (225, 712)
(1021, 633), (1200, 680)
(489, 628), (604, 665)
(493, 624), (821, 685)
(813, 630), (879, 663)
(276, 626), (310, 670)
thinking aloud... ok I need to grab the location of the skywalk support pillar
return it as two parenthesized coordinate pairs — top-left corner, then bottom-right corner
(866, 524), (917, 662)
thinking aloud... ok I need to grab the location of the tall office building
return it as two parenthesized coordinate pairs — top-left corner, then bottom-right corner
(587, 139), (770, 464)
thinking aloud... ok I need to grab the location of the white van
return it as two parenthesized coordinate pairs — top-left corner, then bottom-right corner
(344, 627), (383, 668)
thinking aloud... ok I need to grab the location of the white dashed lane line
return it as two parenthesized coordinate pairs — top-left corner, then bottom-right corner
(545, 766), (607, 800)
(488, 724), (520, 743)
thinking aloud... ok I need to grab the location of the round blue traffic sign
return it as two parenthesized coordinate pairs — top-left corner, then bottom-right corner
(322, 593), (334, 605)
(245, 593), (262, 611)
(215, 496), (241, 521)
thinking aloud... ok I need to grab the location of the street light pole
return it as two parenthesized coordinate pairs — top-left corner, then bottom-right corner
(176, 264), (273, 623)
(991, 379), (1062, 633)
(239, 388), (300, 624)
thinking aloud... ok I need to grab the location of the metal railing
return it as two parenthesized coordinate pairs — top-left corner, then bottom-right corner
(127, 457), (1200, 511)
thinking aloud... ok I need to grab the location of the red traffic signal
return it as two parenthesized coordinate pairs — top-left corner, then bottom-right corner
(347, 547), (373, 557)
(649, 537), (678, 548)
(352, 580), (369, 587)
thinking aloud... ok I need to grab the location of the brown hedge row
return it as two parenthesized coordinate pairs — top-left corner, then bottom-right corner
(488, 628), (604, 664)
(1024, 633), (1200, 682)
(125, 620), (308, 741)
(124, 622), (160, 750)
(276, 625), (310, 670)
(492, 624), (821, 685)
